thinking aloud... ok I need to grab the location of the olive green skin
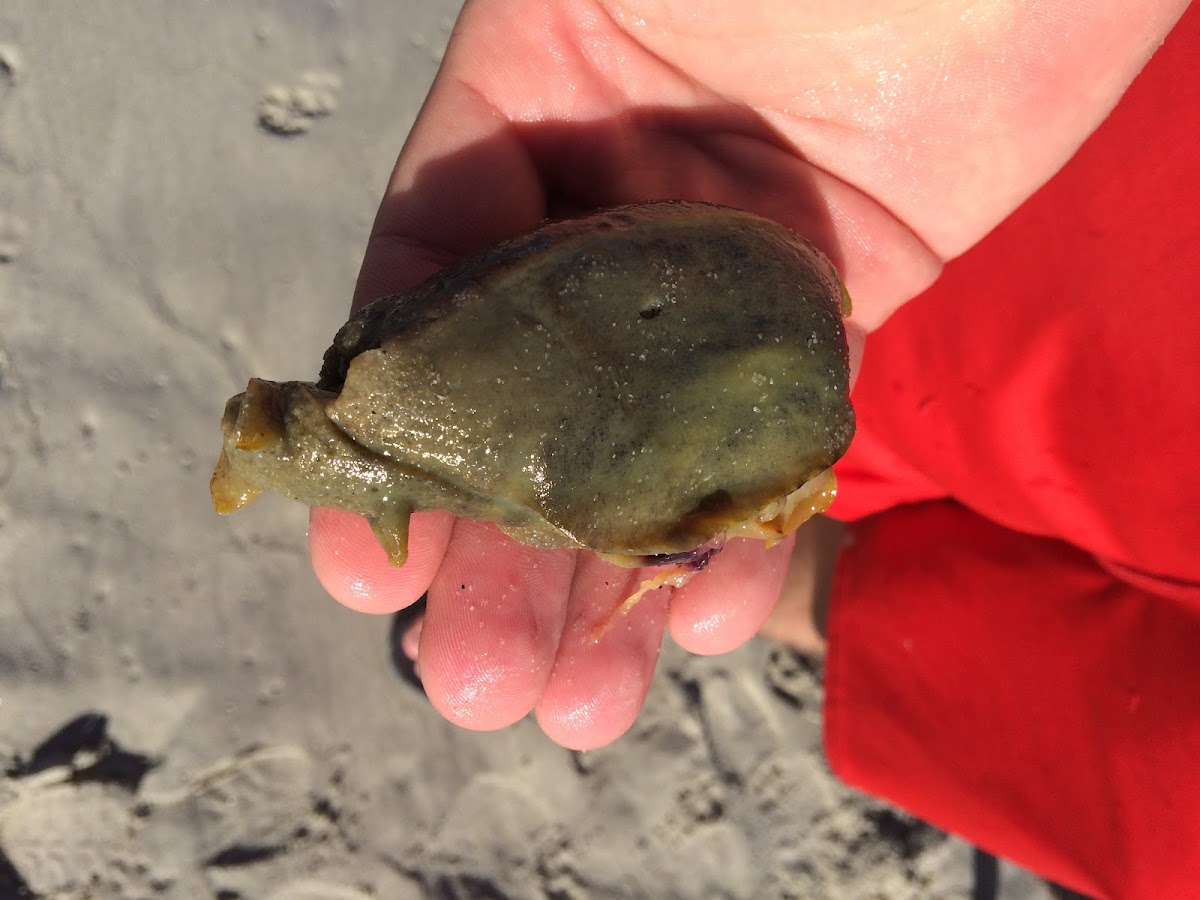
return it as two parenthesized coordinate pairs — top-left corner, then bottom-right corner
(213, 201), (855, 563)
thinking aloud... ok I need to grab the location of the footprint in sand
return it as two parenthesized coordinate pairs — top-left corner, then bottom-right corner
(154, 744), (315, 863)
(0, 780), (135, 898)
(763, 644), (824, 713)
(0, 214), (27, 264)
(0, 45), (25, 267)
(258, 71), (341, 137)
(265, 880), (378, 900)
(663, 770), (727, 839)
(0, 43), (19, 98)
(679, 665), (781, 784)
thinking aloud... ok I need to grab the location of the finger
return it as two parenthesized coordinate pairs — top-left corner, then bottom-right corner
(667, 536), (795, 656)
(400, 616), (423, 663)
(535, 555), (671, 750)
(418, 520), (576, 731)
(308, 508), (454, 614)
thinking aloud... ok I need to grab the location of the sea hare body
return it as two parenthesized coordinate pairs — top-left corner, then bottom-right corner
(212, 200), (855, 571)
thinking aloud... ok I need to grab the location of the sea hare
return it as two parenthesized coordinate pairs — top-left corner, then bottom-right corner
(212, 200), (855, 585)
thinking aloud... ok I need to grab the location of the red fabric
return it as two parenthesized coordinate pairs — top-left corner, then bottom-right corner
(825, 504), (1200, 899)
(823, 5), (1200, 898)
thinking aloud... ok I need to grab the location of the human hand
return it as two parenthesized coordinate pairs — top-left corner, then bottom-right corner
(308, 0), (1188, 749)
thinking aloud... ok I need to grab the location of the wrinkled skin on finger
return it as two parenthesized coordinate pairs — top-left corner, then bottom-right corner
(309, 0), (1190, 749)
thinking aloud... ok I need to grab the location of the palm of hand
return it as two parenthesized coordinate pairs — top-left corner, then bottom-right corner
(307, 0), (1185, 748)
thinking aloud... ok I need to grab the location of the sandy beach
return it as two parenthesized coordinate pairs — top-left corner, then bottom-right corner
(0, 4), (1065, 897)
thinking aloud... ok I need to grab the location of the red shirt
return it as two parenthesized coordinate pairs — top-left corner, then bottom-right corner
(825, 5), (1200, 898)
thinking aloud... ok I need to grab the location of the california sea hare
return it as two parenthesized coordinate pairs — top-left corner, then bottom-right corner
(212, 200), (855, 583)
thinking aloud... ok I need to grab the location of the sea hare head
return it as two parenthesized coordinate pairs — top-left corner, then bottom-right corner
(212, 200), (855, 567)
